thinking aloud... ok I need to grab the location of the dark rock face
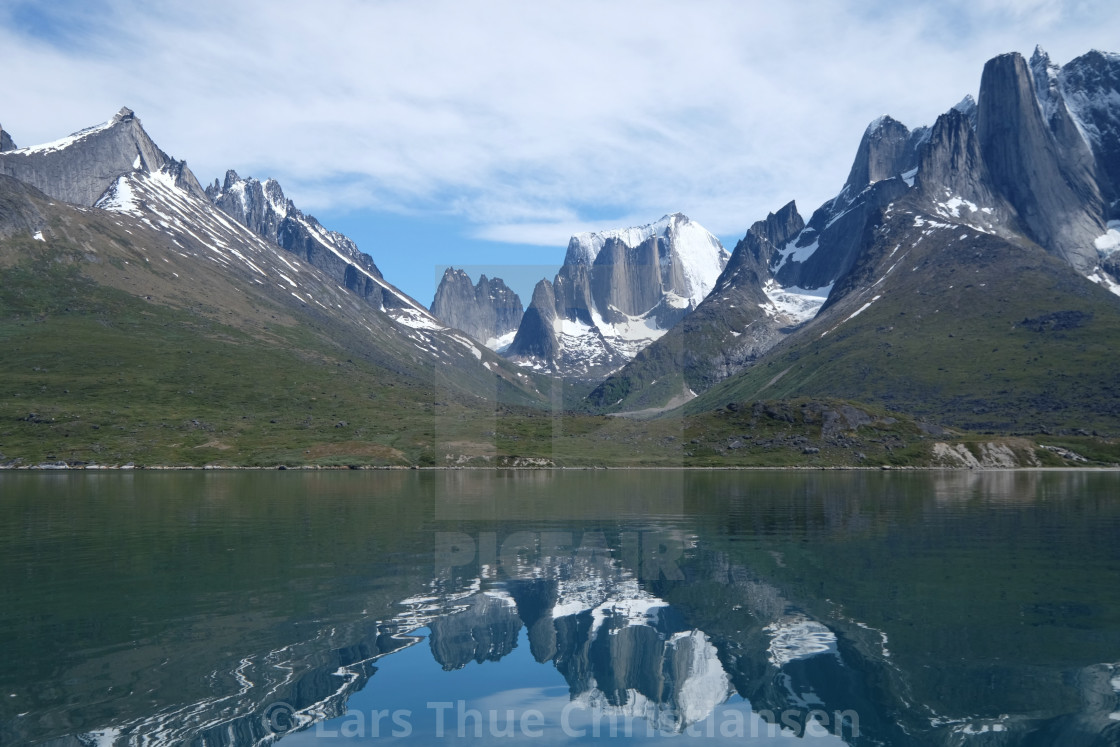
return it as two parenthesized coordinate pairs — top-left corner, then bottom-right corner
(0, 107), (207, 207)
(770, 116), (923, 292)
(427, 593), (523, 671)
(978, 51), (1105, 273)
(590, 47), (1120, 414)
(0, 125), (15, 152)
(203, 170), (418, 312)
(588, 202), (809, 411)
(430, 268), (523, 345)
(0, 174), (46, 238)
(915, 107), (1006, 224)
(775, 178), (910, 291)
(591, 236), (666, 318)
(506, 214), (728, 378)
(719, 201), (804, 296)
(1059, 50), (1120, 218)
(508, 279), (560, 361)
(843, 116), (925, 192)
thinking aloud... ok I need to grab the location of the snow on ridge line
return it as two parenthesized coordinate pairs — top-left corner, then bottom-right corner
(95, 161), (454, 344)
(8, 118), (116, 156)
(563, 214), (727, 329)
(213, 172), (436, 322)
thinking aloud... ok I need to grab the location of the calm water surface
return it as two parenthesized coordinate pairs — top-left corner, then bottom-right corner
(2, 470), (1119, 746)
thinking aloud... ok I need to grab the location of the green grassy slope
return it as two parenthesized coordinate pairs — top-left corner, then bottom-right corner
(688, 203), (1120, 435)
(4, 183), (1118, 467)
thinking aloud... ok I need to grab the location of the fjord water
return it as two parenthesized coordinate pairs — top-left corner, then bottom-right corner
(2, 471), (1119, 746)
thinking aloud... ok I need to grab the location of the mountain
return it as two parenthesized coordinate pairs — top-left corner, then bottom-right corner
(204, 170), (424, 316)
(506, 213), (729, 379)
(586, 114), (934, 414)
(0, 107), (207, 206)
(596, 47), (1120, 423)
(0, 109), (552, 467)
(682, 48), (1120, 433)
(429, 268), (523, 350)
(587, 202), (819, 413)
(0, 123), (16, 152)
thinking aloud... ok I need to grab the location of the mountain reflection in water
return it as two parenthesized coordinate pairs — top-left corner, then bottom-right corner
(3, 470), (1119, 746)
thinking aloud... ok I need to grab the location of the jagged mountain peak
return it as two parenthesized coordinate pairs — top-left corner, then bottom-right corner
(430, 267), (524, 349)
(212, 170), (290, 213)
(0, 124), (17, 152)
(0, 106), (207, 206)
(863, 114), (906, 136)
(594, 46), (1120, 414)
(843, 114), (926, 194)
(952, 94), (978, 125)
(1030, 44), (1054, 67)
(979, 48), (1105, 273)
(507, 214), (729, 378)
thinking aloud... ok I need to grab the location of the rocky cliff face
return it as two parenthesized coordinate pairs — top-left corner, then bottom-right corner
(771, 118), (918, 292)
(0, 108), (548, 411)
(589, 47), (1120, 414)
(430, 268), (523, 349)
(0, 125), (16, 152)
(977, 50), (1105, 273)
(0, 107), (206, 207)
(0, 174), (46, 238)
(199, 170), (433, 314)
(1061, 50), (1120, 215)
(843, 115), (927, 192)
(506, 214), (729, 379)
(776, 49), (1119, 293)
(588, 202), (815, 412)
(508, 279), (561, 362)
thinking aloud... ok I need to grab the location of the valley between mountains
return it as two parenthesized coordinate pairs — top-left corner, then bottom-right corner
(2, 47), (1120, 469)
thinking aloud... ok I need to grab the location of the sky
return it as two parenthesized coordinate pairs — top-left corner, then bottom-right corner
(2, 0), (1118, 304)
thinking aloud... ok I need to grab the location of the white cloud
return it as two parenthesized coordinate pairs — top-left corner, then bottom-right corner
(2, 0), (1118, 247)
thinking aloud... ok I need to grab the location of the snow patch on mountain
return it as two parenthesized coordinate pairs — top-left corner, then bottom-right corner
(761, 280), (832, 324)
(96, 175), (140, 215)
(1088, 268), (1120, 296)
(773, 234), (821, 273)
(485, 329), (517, 353)
(1096, 221), (1120, 257)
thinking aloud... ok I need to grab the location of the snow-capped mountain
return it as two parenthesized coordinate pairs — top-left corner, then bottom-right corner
(761, 47), (1120, 300)
(591, 46), (1120, 416)
(430, 268), (524, 350)
(0, 107), (207, 207)
(204, 170), (426, 316)
(506, 213), (729, 379)
(0, 108), (548, 409)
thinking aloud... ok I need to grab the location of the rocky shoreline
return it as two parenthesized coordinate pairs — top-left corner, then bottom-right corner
(2, 462), (1116, 472)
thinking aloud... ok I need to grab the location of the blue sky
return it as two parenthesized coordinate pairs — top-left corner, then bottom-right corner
(3, 0), (1118, 303)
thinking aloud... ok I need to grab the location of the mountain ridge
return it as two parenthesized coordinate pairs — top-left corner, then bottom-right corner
(590, 46), (1120, 420)
(506, 213), (729, 379)
(430, 268), (524, 350)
